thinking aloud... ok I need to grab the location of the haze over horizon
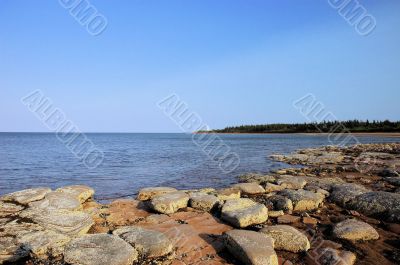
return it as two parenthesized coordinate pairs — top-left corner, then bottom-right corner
(1, 0), (400, 133)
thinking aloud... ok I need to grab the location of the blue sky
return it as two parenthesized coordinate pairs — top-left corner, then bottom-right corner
(1, 0), (399, 132)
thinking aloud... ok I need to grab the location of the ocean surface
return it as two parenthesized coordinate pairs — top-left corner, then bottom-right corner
(1, 133), (399, 201)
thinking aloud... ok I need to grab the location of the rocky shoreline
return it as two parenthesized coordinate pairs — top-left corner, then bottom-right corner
(1, 143), (400, 265)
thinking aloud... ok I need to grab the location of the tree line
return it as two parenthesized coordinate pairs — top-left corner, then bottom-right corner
(202, 120), (400, 133)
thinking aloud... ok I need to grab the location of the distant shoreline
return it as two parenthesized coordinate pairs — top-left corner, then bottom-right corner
(195, 132), (400, 137)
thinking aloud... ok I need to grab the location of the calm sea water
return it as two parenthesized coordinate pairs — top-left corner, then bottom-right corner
(1, 133), (399, 201)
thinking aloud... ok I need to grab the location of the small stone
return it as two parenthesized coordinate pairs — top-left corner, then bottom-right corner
(268, 210), (284, 218)
(1, 187), (51, 205)
(56, 185), (95, 203)
(113, 226), (173, 258)
(221, 198), (268, 228)
(28, 192), (82, 211)
(189, 193), (220, 212)
(333, 219), (379, 241)
(17, 230), (71, 258)
(224, 229), (278, 265)
(260, 225), (310, 253)
(216, 188), (241, 200)
(277, 215), (300, 224)
(150, 191), (189, 214)
(64, 234), (138, 265)
(279, 189), (324, 212)
(232, 183), (265, 195)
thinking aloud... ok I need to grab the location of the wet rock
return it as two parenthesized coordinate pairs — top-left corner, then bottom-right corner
(385, 177), (400, 186)
(275, 175), (307, 189)
(28, 192), (82, 211)
(333, 219), (379, 241)
(1, 187), (51, 205)
(232, 183), (265, 195)
(0, 201), (24, 218)
(348, 191), (400, 221)
(260, 225), (310, 252)
(221, 198), (268, 228)
(64, 234), (138, 265)
(277, 215), (300, 224)
(137, 187), (177, 201)
(279, 189), (324, 211)
(0, 237), (28, 264)
(377, 169), (399, 178)
(17, 230), (71, 259)
(150, 191), (189, 214)
(56, 185), (94, 203)
(113, 226), (173, 258)
(224, 229), (278, 265)
(21, 209), (94, 236)
(106, 199), (150, 226)
(215, 188), (241, 201)
(189, 193), (220, 211)
(329, 183), (369, 207)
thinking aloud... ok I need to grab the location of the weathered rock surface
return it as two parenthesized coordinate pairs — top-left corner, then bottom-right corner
(0, 237), (28, 264)
(277, 215), (300, 224)
(348, 191), (400, 221)
(224, 229), (278, 265)
(264, 183), (285, 193)
(238, 173), (276, 185)
(385, 177), (400, 186)
(307, 247), (356, 265)
(329, 183), (369, 207)
(106, 199), (150, 226)
(0, 220), (44, 238)
(189, 193), (220, 211)
(0, 201), (24, 218)
(64, 234), (138, 265)
(260, 225), (310, 252)
(279, 189), (324, 211)
(137, 187), (177, 201)
(18, 230), (71, 258)
(333, 219), (379, 241)
(221, 198), (268, 228)
(56, 185), (94, 203)
(21, 209), (93, 236)
(1, 187), (51, 205)
(266, 195), (293, 212)
(150, 191), (189, 214)
(232, 182), (265, 195)
(28, 192), (82, 211)
(113, 226), (173, 258)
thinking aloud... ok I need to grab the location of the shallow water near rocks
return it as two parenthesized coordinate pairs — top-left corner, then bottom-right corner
(1, 132), (399, 201)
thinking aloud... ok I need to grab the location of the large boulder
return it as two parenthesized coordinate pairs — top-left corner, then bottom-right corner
(259, 225), (310, 252)
(64, 234), (137, 265)
(189, 193), (220, 211)
(221, 198), (268, 228)
(232, 183), (265, 195)
(149, 191), (189, 214)
(113, 226), (173, 258)
(348, 191), (400, 221)
(279, 189), (324, 211)
(333, 219), (379, 241)
(137, 187), (177, 201)
(329, 183), (369, 207)
(1, 187), (51, 205)
(224, 229), (278, 265)
(56, 185), (94, 203)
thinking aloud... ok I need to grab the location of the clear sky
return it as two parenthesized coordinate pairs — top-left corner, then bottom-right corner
(1, 0), (399, 132)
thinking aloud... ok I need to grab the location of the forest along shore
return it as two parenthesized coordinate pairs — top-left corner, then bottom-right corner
(1, 143), (400, 265)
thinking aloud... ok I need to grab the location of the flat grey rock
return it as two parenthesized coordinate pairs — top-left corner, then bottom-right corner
(64, 234), (138, 265)
(56, 185), (95, 203)
(221, 198), (268, 228)
(189, 193), (220, 211)
(224, 229), (278, 265)
(1, 187), (51, 205)
(28, 192), (82, 211)
(150, 191), (189, 214)
(260, 225), (310, 252)
(333, 219), (379, 241)
(329, 183), (369, 207)
(279, 189), (324, 211)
